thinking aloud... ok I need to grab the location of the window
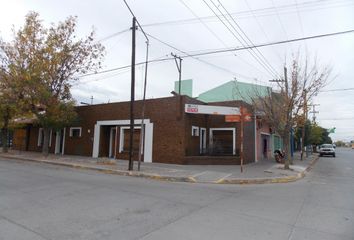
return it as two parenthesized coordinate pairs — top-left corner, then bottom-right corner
(119, 126), (141, 153)
(191, 126), (199, 136)
(37, 128), (52, 147)
(70, 127), (82, 137)
(210, 128), (235, 155)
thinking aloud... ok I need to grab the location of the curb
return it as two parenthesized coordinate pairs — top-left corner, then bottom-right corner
(215, 155), (319, 184)
(0, 154), (197, 183)
(0, 154), (319, 185)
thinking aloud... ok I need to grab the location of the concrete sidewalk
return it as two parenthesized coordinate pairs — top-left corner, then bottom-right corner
(0, 150), (319, 184)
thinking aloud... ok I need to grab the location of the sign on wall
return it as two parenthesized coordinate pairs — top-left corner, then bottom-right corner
(185, 104), (240, 115)
(225, 115), (241, 122)
(225, 114), (253, 122)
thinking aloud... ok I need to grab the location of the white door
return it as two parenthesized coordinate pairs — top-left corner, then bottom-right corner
(55, 129), (65, 155)
(55, 130), (61, 154)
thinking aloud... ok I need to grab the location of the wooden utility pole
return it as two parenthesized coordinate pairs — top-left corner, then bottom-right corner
(128, 17), (136, 171)
(171, 53), (183, 120)
(123, 0), (150, 171)
(171, 53), (182, 94)
(284, 66), (293, 166)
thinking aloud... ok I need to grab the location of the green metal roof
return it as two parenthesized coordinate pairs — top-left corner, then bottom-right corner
(197, 81), (271, 103)
(174, 79), (193, 97)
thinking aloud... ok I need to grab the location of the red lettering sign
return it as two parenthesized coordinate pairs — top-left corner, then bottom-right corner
(187, 107), (198, 113)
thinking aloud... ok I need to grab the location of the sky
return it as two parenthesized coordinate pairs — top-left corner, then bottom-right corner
(0, 0), (353, 142)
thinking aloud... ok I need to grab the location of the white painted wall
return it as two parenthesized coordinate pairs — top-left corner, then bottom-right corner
(92, 119), (153, 163)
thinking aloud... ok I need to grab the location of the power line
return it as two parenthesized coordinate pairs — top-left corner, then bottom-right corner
(205, 0), (280, 78)
(243, 0), (284, 63)
(140, 0), (353, 28)
(270, 0), (290, 41)
(184, 29), (354, 58)
(75, 29), (354, 79)
(320, 87), (354, 92)
(294, 0), (306, 38)
(215, 0), (282, 78)
(178, 0), (268, 77)
(97, 28), (131, 42)
(123, 0), (149, 42)
(143, 30), (255, 80)
(201, 0), (280, 79)
(319, 118), (354, 120)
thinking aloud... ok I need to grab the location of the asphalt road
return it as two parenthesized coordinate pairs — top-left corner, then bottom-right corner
(0, 148), (353, 240)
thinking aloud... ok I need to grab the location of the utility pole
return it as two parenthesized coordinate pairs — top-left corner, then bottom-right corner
(123, 0), (150, 172)
(283, 67), (293, 165)
(309, 104), (320, 124)
(269, 67), (293, 165)
(171, 53), (182, 95)
(128, 17), (137, 171)
(90, 96), (93, 105)
(171, 53), (183, 120)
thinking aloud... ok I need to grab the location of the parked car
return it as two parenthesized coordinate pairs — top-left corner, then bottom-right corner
(319, 144), (336, 157)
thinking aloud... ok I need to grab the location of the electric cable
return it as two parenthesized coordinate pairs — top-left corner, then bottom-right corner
(202, 0), (280, 79)
(75, 29), (354, 79)
(215, 0), (282, 78)
(178, 0), (269, 78)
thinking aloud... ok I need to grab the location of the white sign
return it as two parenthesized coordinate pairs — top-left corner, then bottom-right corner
(185, 104), (240, 115)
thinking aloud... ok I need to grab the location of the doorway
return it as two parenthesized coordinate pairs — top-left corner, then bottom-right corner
(260, 134), (270, 160)
(55, 129), (65, 155)
(200, 128), (206, 154)
(109, 127), (118, 158)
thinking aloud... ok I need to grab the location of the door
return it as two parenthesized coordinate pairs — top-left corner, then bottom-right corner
(109, 127), (117, 158)
(260, 134), (270, 160)
(200, 128), (206, 154)
(55, 129), (64, 155)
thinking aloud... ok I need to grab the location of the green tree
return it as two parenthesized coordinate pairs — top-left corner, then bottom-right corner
(334, 140), (345, 147)
(0, 12), (105, 155)
(321, 128), (332, 144)
(0, 66), (27, 152)
(308, 124), (324, 145)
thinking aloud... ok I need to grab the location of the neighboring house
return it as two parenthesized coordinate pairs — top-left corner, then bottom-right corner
(197, 80), (283, 161)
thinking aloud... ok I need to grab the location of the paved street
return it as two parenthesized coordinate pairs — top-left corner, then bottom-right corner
(0, 148), (353, 240)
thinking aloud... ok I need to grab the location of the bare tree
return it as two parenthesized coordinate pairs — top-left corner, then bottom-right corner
(251, 56), (332, 169)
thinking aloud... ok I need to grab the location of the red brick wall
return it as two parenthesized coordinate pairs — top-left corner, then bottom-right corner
(14, 97), (256, 164)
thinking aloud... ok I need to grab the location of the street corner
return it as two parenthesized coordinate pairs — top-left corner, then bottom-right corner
(132, 172), (197, 183)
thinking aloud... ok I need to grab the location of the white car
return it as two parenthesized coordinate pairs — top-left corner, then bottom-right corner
(319, 144), (336, 157)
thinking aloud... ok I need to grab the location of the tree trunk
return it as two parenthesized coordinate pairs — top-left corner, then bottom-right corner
(42, 127), (50, 157)
(301, 126), (305, 161)
(289, 133), (293, 165)
(1, 115), (9, 153)
(283, 131), (290, 170)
